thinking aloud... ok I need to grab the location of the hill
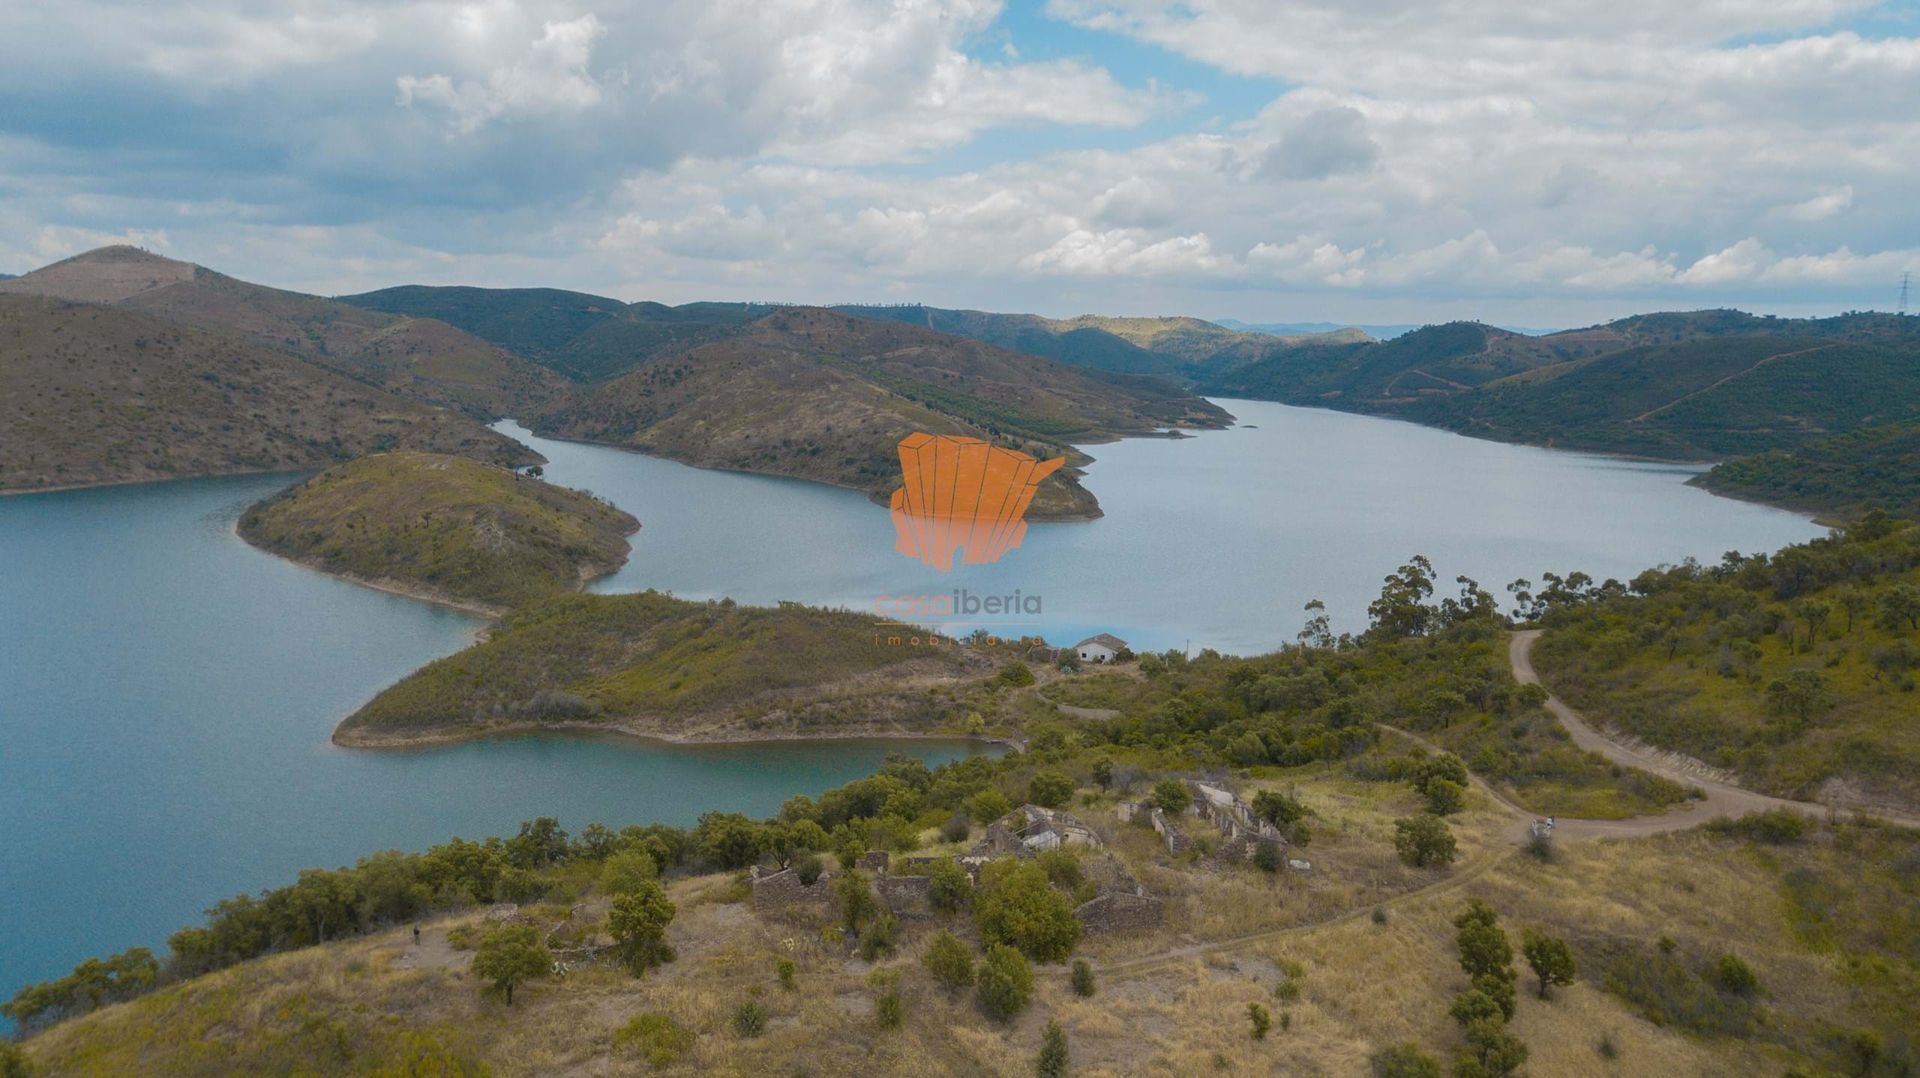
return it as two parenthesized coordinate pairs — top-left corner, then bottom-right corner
(340, 284), (772, 382)
(2, 247), (566, 419)
(335, 590), (992, 745)
(529, 307), (1232, 519)
(1694, 423), (1920, 521)
(0, 295), (536, 493)
(238, 453), (638, 612)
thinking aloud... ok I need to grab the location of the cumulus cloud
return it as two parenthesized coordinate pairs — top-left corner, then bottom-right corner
(1259, 106), (1378, 181)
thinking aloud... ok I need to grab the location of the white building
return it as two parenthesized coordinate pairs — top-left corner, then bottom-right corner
(1075, 633), (1128, 663)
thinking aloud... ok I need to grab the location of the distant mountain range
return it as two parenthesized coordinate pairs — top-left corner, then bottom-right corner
(1214, 319), (1560, 339)
(10, 245), (1920, 519)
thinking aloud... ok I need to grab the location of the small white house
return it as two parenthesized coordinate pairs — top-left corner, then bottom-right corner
(1075, 633), (1128, 663)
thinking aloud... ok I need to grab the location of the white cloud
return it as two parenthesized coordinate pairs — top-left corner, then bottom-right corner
(1776, 185), (1854, 222)
(398, 14), (606, 133)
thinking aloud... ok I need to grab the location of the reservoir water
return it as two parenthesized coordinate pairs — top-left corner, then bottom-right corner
(0, 398), (1822, 1012)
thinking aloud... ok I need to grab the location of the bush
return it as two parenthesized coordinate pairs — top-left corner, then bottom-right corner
(1371, 1043), (1442, 1078)
(732, 1000), (768, 1038)
(857, 911), (899, 962)
(969, 789), (1014, 823)
(598, 849), (657, 896)
(941, 811), (972, 843)
(975, 860), (1081, 962)
(1709, 953), (1759, 996)
(1151, 778), (1193, 814)
(471, 923), (550, 1006)
(775, 956), (796, 991)
(871, 969), (904, 1030)
(1423, 778), (1466, 816)
(1253, 842), (1283, 874)
(0, 1043), (31, 1078)
(977, 944), (1034, 1021)
(930, 859), (974, 912)
(924, 930), (975, 990)
(613, 1012), (693, 1067)
(795, 853), (825, 886)
(1070, 958), (1096, 997)
(1393, 815), (1457, 867)
(1036, 1018), (1069, 1078)
(1028, 770), (1074, 808)
(1248, 1001), (1272, 1039)
(608, 881), (677, 975)
(999, 662), (1036, 687)
(1706, 810), (1809, 845)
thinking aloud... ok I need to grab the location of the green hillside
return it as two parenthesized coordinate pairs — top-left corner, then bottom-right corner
(336, 590), (987, 744)
(238, 452), (637, 611)
(1697, 423), (1920, 520)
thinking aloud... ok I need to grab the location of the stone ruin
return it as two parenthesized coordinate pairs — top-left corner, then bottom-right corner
(972, 804), (1103, 857)
(748, 863), (834, 913)
(1118, 780), (1291, 866)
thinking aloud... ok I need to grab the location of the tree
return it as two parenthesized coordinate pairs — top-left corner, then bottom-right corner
(838, 870), (879, 935)
(1151, 778), (1192, 815)
(1448, 990), (1504, 1029)
(1520, 930), (1575, 1000)
(1423, 778), (1466, 816)
(975, 860), (1082, 962)
(923, 930), (975, 990)
(1764, 669), (1833, 730)
(1454, 901), (1517, 1020)
(1393, 815), (1457, 867)
(969, 788), (1014, 823)
(999, 661), (1037, 687)
(1248, 1001), (1272, 1039)
(608, 881), (677, 975)
(504, 817), (569, 868)
(471, 923), (549, 1005)
(1090, 757), (1114, 790)
(1880, 583), (1920, 631)
(1456, 1019), (1528, 1078)
(976, 944), (1033, 1021)
(1298, 598), (1334, 647)
(1028, 770), (1074, 808)
(1036, 1018), (1069, 1078)
(1368, 555), (1437, 637)
(930, 859), (973, 912)
(598, 849), (657, 896)
(694, 812), (764, 869)
(1070, 958), (1096, 997)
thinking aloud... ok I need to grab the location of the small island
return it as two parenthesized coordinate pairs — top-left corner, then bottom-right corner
(334, 590), (998, 746)
(239, 452), (639, 614)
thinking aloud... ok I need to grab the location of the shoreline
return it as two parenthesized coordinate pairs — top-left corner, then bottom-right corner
(332, 715), (1019, 753)
(231, 518), (509, 620)
(0, 466), (316, 499)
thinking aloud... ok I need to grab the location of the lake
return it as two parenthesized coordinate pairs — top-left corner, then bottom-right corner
(0, 397), (1822, 1014)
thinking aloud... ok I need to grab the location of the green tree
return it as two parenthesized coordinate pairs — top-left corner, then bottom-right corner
(471, 923), (550, 1005)
(1028, 770), (1074, 808)
(977, 944), (1034, 1022)
(969, 788), (1014, 823)
(1368, 555), (1437, 637)
(598, 849), (657, 896)
(975, 860), (1082, 962)
(923, 930), (976, 990)
(930, 859), (974, 912)
(1880, 583), (1920, 631)
(1090, 757), (1114, 789)
(608, 881), (677, 975)
(1423, 778), (1466, 816)
(1393, 815), (1457, 867)
(1070, 958), (1096, 997)
(504, 817), (569, 868)
(1151, 778), (1193, 815)
(1520, 930), (1576, 1000)
(1764, 669), (1834, 731)
(1456, 1018), (1528, 1077)
(1036, 1018), (1069, 1078)
(694, 812), (764, 869)
(999, 661), (1037, 687)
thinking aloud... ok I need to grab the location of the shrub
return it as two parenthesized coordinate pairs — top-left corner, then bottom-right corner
(941, 811), (972, 843)
(471, 923), (550, 1006)
(1253, 842), (1283, 874)
(923, 930), (975, 990)
(1091, 757), (1114, 789)
(613, 1012), (693, 1067)
(975, 860), (1081, 962)
(1371, 1043), (1442, 1078)
(775, 956), (796, 991)
(795, 853), (825, 886)
(1423, 778), (1466, 816)
(999, 662), (1036, 687)
(1151, 778), (1193, 814)
(0, 1043), (31, 1078)
(857, 911), (899, 962)
(1706, 810), (1809, 845)
(969, 788), (1014, 823)
(929, 860), (973, 912)
(1393, 815), (1457, 867)
(597, 849), (658, 896)
(1248, 1002), (1272, 1040)
(1070, 959), (1096, 998)
(1709, 954), (1759, 997)
(732, 1000), (768, 1038)
(1028, 770), (1074, 808)
(871, 969), (904, 1030)
(1036, 1019), (1069, 1078)
(977, 944), (1034, 1021)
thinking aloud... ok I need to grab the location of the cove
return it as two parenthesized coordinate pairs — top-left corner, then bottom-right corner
(0, 472), (990, 1016)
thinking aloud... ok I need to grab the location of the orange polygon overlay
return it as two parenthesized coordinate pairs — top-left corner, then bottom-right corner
(889, 433), (1065, 571)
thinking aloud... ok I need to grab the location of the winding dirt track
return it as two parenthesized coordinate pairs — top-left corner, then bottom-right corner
(1508, 629), (1920, 835)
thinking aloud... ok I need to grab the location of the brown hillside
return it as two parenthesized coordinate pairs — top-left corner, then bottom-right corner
(0, 295), (537, 493)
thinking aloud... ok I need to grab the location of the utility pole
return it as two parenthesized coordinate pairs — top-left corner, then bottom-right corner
(1900, 271), (1911, 316)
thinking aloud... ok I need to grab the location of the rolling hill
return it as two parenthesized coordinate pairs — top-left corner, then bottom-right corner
(0, 295), (537, 493)
(238, 452), (639, 611)
(2, 247), (566, 419)
(528, 307), (1231, 518)
(1696, 422), (1920, 520)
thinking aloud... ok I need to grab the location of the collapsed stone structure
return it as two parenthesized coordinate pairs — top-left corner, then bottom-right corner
(1119, 779), (1290, 865)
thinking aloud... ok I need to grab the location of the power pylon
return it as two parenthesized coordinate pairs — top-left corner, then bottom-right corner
(1901, 272), (1911, 316)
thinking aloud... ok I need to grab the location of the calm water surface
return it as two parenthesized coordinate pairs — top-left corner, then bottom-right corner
(1, 398), (1822, 1012)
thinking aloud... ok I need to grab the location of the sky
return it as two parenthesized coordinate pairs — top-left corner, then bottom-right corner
(2, 0), (1918, 326)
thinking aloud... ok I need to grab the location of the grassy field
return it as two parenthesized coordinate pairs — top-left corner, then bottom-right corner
(238, 452), (638, 612)
(335, 591), (997, 744)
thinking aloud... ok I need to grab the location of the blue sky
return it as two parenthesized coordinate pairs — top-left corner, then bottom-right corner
(1, 0), (1917, 325)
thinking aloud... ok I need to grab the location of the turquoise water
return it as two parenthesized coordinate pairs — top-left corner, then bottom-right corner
(0, 398), (1823, 1015)
(0, 473), (990, 1014)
